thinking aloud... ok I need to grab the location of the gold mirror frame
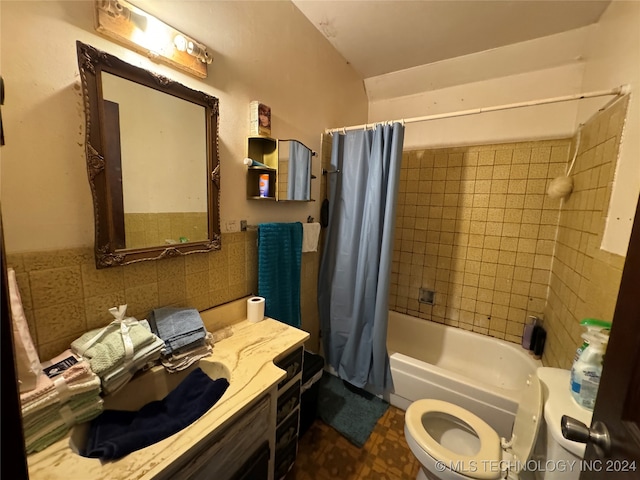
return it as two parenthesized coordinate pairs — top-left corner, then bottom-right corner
(76, 41), (221, 268)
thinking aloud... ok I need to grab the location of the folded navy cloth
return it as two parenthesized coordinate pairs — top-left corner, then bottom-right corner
(149, 307), (206, 355)
(82, 367), (229, 461)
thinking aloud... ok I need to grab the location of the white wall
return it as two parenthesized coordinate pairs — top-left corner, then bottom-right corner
(367, 8), (638, 255)
(369, 63), (587, 150)
(0, 0), (367, 252)
(365, 26), (595, 102)
(365, 28), (602, 151)
(578, 0), (640, 256)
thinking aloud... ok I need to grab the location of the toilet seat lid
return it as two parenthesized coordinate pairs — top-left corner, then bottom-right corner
(406, 399), (502, 480)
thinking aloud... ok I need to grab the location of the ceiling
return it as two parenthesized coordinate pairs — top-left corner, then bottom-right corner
(292, 0), (612, 79)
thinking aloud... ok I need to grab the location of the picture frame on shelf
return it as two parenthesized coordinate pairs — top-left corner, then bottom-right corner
(250, 101), (271, 136)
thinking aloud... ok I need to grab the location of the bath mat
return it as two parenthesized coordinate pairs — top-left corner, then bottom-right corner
(317, 372), (389, 448)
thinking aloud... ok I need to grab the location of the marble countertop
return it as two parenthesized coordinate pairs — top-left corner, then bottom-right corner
(26, 317), (309, 480)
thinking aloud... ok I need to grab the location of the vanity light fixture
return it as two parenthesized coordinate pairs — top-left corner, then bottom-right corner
(95, 0), (212, 78)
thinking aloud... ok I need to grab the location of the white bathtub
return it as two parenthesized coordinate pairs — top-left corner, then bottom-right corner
(386, 311), (541, 438)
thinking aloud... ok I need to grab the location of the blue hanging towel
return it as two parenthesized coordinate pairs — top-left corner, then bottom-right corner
(258, 222), (303, 328)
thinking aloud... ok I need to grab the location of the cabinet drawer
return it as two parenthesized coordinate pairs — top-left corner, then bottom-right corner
(166, 395), (271, 480)
(276, 407), (299, 454)
(274, 435), (298, 480)
(275, 347), (303, 390)
(230, 441), (270, 480)
(276, 380), (300, 425)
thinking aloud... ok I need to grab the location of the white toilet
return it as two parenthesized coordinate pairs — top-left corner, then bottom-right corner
(404, 367), (591, 480)
(533, 367), (594, 480)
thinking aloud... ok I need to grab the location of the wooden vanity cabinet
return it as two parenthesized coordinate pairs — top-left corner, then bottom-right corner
(155, 346), (306, 480)
(230, 441), (270, 480)
(273, 346), (304, 479)
(162, 394), (272, 480)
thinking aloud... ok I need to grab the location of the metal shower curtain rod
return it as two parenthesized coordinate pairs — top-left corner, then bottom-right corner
(325, 84), (629, 134)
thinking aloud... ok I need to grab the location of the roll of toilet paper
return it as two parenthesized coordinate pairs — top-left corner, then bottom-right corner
(247, 296), (265, 323)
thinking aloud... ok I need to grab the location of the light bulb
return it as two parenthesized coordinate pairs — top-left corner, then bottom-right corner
(174, 34), (187, 52)
(187, 41), (212, 64)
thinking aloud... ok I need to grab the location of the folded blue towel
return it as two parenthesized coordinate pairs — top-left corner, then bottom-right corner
(258, 222), (303, 328)
(82, 368), (229, 461)
(170, 337), (207, 356)
(149, 307), (206, 355)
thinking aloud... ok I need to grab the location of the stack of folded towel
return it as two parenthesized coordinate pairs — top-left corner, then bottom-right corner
(21, 350), (103, 454)
(148, 307), (213, 373)
(71, 306), (165, 395)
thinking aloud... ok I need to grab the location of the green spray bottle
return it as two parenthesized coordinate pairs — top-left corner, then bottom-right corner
(572, 318), (611, 363)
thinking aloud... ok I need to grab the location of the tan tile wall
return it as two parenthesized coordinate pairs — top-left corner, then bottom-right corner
(301, 251), (320, 353)
(124, 212), (208, 248)
(278, 158), (289, 199)
(7, 231), (322, 360)
(390, 140), (571, 343)
(543, 97), (629, 368)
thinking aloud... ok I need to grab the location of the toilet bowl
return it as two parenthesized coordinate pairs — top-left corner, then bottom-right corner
(405, 373), (542, 480)
(405, 368), (593, 480)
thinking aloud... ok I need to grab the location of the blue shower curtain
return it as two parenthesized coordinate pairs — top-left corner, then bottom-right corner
(318, 123), (404, 394)
(287, 141), (311, 200)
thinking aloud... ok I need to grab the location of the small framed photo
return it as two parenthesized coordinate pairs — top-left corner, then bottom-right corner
(250, 101), (271, 136)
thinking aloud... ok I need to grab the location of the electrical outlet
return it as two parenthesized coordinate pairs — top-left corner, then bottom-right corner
(224, 220), (237, 232)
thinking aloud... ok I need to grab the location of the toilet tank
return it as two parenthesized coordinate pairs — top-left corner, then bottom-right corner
(535, 367), (594, 480)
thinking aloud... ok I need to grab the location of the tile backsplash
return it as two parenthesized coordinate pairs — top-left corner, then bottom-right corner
(8, 231), (320, 360)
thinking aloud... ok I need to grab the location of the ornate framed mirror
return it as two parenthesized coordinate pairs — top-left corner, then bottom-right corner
(76, 41), (220, 268)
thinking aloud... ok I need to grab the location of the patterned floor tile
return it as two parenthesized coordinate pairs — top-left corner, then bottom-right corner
(286, 406), (420, 480)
